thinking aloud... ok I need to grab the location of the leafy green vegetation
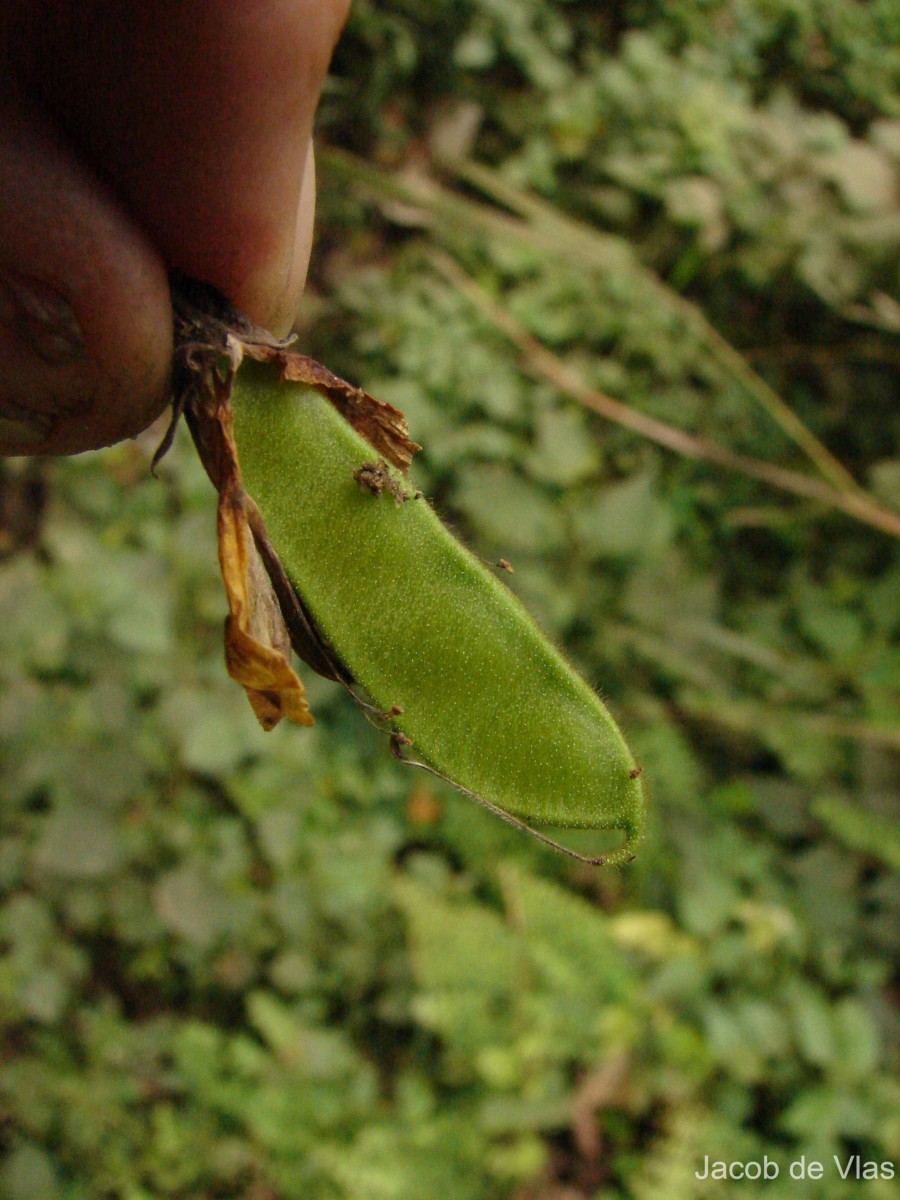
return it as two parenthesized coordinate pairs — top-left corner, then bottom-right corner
(1, 3), (898, 1197)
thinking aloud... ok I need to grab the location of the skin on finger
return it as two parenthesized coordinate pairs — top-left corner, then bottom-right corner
(0, 88), (171, 456)
(5, 0), (351, 335)
(285, 140), (318, 332)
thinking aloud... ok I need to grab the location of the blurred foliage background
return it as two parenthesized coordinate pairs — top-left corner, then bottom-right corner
(2, 2), (899, 1197)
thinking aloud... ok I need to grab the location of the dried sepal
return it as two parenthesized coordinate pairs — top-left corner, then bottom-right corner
(175, 323), (312, 731)
(218, 474), (313, 729)
(165, 272), (414, 729)
(242, 343), (421, 474)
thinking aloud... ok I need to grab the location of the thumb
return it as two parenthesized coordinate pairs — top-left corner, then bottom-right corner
(0, 88), (171, 456)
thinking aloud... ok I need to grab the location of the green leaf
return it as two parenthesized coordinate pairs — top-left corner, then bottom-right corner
(527, 404), (600, 487)
(452, 462), (565, 552)
(152, 864), (232, 948)
(394, 879), (518, 1000)
(813, 796), (900, 870)
(34, 800), (125, 879)
(0, 1144), (60, 1200)
(569, 467), (675, 559)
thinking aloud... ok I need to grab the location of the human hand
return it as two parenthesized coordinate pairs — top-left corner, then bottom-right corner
(0, 0), (350, 456)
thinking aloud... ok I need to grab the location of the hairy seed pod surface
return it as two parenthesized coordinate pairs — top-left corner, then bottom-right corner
(232, 362), (645, 863)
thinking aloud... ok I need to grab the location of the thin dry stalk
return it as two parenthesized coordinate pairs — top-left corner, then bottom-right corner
(430, 252), (900, 541)
(451, 158), (864, 499)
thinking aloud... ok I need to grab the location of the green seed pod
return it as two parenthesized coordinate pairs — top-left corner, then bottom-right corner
(231, 360), (645, 864)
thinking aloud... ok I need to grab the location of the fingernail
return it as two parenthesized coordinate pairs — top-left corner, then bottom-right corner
(0, 405), (51, 446)
(0, 272), (84, 365)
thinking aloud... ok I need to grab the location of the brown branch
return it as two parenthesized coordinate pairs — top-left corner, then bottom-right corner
(449, 157), (865, 499)
(430, 253), (900, 541)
